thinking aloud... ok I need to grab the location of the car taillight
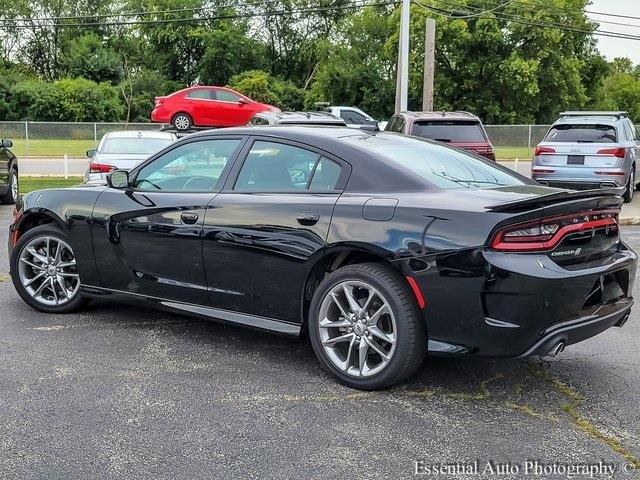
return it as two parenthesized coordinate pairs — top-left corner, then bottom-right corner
(534, 146), (556, 156)
(491, 210), (618, 252)
(89, 162), (115, 173)
(596, 147), (625, 158)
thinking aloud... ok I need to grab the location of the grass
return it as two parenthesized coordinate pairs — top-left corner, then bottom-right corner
(9, 139), (534, 161)
(11, 139), (96, 157)
(494, 146), (532, 161)
(19, 176), (84, 194)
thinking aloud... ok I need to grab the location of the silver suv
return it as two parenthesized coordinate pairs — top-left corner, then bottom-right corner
(532, 111), (639, 202)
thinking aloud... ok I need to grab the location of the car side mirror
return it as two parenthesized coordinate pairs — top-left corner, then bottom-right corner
(1, 138), (13, 148)
(107, 170), (130, 189)
(86, 149), (96, 158)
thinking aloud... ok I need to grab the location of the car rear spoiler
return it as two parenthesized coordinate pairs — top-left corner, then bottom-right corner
(486, 188), (622, 212)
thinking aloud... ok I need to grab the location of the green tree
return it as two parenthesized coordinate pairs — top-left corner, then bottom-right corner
(60, 34), (123, 84)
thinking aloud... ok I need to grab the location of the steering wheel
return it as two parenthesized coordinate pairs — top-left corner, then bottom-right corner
(183, 176), (213, 191)
(289, 168), (307, 184)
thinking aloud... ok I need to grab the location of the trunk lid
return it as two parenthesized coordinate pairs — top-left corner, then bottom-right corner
(535, 142), (624, 168)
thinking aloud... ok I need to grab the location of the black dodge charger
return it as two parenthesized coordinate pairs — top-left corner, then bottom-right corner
(7, 127), (637, 389)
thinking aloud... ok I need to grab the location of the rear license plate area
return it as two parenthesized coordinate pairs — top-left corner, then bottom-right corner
(567, 155), (584, 165)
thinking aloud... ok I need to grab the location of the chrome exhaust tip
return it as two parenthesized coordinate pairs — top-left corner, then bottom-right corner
(600, 182), (616, 189)
(548, 340), (566, 357)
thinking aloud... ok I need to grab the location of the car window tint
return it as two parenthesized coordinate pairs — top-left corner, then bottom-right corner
(134, 139), (241, 192)
(215, 90), (241, 102)
(544, 124), (617, 143)
(411, 121), (486, 142)
(187, 89), (213, 100)
(623, 122), (633, 141)
(342, 135), (524, 190)
(395, 117), (406, 133)
(309, 157), (342, 191)
(235, 141), (320, 191)
(340, 110), (367, 124)
(101, 138), (172, 155)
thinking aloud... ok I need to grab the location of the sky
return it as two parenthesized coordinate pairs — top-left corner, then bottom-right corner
(587, 0), (640, 64)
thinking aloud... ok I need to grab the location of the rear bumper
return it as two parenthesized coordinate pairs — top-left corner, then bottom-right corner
(398, 244), (637, 357)
(532, 166), (629, 189)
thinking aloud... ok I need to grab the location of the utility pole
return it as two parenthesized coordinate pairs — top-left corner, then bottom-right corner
(422, 18), (436, 111)
(395, 0), (410, 113)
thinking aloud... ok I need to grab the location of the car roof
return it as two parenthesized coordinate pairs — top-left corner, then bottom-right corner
(103, 130), (176, 139)
(254, 111), (346, 125)
(396, 111), (481, 122)
(553, 115), (623, 125)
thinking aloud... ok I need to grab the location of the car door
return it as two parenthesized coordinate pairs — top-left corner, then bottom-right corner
(91, 136), (246, 305)
(212, 88), (248, 126)
(202, 138), (350, 323)
(185, 88), (219, 126)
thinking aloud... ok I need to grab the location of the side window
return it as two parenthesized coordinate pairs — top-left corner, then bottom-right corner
(215, 89), (241, 102)
(249, 116), (266, 126)
(234, 141), (320, 191)
(309, 157), (342, 191)
(622, 122), (633, 141)
(385, 116), (397, 132)
(633, 123), (640, 142)
(134, 139), (241, 192)
(340, 110), (368, 125)
(187, 89), (213, 100)
(395, 117), (405, 133)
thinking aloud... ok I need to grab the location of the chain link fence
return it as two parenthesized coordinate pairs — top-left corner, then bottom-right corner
(1, 121), (639, 160)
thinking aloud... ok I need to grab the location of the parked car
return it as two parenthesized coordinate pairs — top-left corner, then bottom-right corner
(0, 138), (18, 204)
(385, 111), (496, 160)
(151, 86), (280, 130)
(248, 111), (347, 126)
(85, 131), (176, 184)
(320, 104), (383, 129)
(532, 111), (639, 202)
(8, 127), (637, 389)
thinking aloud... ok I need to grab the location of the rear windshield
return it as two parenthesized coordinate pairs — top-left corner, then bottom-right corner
(344, 135), (524, 190)
(102, 138), (173, 155)
(411, 121), (486, 142)
(544, 124), (617, 143)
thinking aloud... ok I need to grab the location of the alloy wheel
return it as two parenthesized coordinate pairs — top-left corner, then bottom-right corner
(11, 173), (18, 200)
(17, 236), (80, 306)
(174, 115), (190, 130)
(317, 280), (397, 377)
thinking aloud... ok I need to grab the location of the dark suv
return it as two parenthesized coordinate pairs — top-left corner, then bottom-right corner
(385, 111), (496, 160)
(0, 138), (18, 204)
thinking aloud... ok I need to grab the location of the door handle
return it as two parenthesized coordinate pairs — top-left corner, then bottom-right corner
(180, 212), (199, 225)
(296, 212), (319, 226)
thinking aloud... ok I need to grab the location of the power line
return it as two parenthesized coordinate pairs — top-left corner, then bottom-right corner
(416, 0), (640, 42)
(478, 0), (640, 29)
(0, 0), (399, 28)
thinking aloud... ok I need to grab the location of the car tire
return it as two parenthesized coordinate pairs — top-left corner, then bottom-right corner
(1, 168), (18, 204)
(10, 224), (88, 313)
(308, 262), (426, 390)
(623, 166), (635, 203)
(172, 113), (193, 131)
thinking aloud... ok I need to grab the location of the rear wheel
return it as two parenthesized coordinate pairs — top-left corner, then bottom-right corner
(308, 263), (426, 390)
(1, 168), (17, 204)
(10, 224), (87, 313)
(172, 112), (192, 131)
(623, 166), (635, 203)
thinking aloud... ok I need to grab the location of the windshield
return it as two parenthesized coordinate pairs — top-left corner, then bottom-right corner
(544, 124), (617, 143)
(411, 121), (487, 142)
(345, 135), (524, 190)
(101, 137), (172, 155)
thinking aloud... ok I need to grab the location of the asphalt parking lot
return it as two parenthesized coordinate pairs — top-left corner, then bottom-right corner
(0, 204), (639, 479)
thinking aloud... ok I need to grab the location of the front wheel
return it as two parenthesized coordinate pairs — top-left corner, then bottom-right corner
(308, 263), (426, 390)
(10, 224), (87, 313)
(1, 168), (18, 204)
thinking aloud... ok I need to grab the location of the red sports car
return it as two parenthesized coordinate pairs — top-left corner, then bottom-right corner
(151, 86), (279, 130)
